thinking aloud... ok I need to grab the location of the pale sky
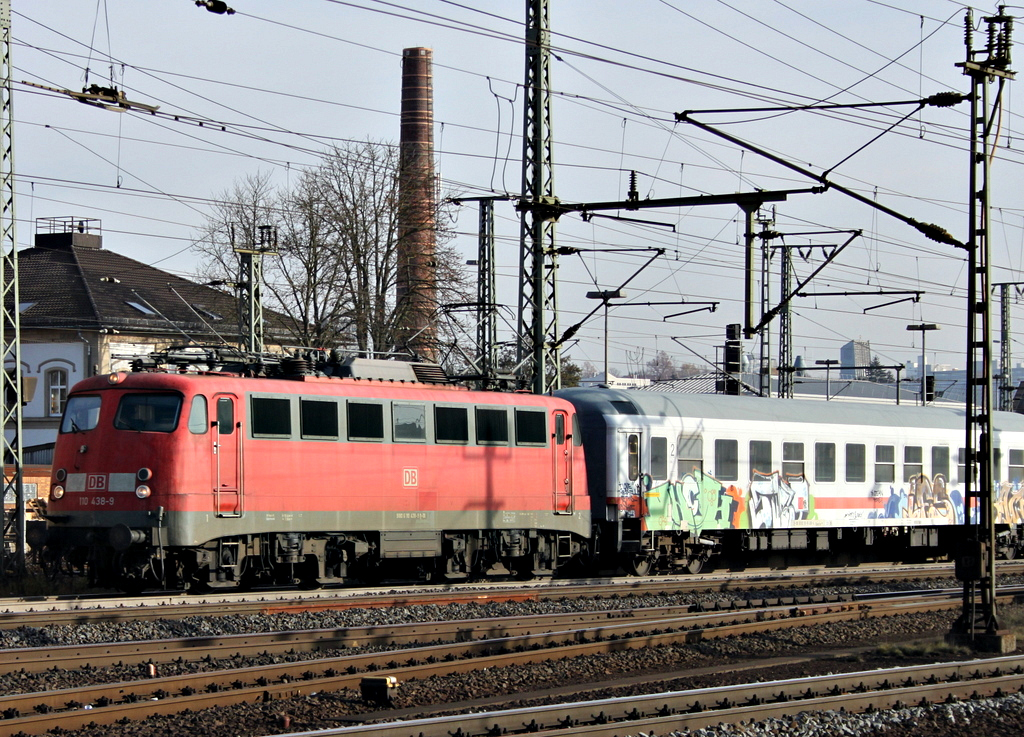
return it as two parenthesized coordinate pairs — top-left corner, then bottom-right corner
(13, 1), (1024, 377)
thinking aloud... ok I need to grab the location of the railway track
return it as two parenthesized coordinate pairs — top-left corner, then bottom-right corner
(0, 588), (1019, 736)
(2, 560), (1013, 627)
(307, 653), (1024, 737)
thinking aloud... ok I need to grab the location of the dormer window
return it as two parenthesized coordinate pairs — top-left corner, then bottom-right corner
(195, 305), (223, 321)
(125, 300), (156, 315)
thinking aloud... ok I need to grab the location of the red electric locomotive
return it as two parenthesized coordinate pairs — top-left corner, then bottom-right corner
(42, 353), (590, 591)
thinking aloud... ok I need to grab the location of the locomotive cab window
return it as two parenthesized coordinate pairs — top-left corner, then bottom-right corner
(393, 403), (426, 442)
(60, 395), (101, 433)
(114, 393), (182, 433)
(875, 445), (895, 484)
(514, 409), (547, 445)
(301, 399), (339, 439)
(476, 407), (509, 444)
(188, 395), (208, 435)
(348, 402), (384, 441)
(251, 397), (292, 438)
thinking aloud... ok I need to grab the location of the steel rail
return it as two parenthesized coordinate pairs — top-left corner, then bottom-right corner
(0, 593), (868, 675)
(0, 560), (997, 627)
(0, 591), (998, 736)
(290, 654), (1024, 736)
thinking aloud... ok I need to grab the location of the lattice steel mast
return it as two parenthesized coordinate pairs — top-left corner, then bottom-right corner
(516, 0), (559, 393)
(0, 0), (25, 577)
(950, 7), (1015, 652)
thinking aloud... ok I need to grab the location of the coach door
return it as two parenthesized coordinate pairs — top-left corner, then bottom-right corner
(213, 394), (243, 517)
(552, 410), (573, 514)
(617, 429), (644, 517)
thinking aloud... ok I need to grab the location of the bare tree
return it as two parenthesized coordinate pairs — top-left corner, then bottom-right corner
(195, 141), (471, 359)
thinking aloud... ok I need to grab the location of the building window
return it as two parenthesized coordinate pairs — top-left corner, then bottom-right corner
(46, 368), (68, 416)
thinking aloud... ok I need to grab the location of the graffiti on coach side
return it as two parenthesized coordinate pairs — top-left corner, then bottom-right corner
(876, 474), (1024, 525)
(642, 466), (813, 534)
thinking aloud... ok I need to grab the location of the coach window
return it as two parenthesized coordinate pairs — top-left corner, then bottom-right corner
(783, 442), (804, 478)
(904, 446), (923, 480)
(515, 409), (546, 445)
(627, 433), (640, 481)
(749, 440), (772, 479)
(845, 443), (866, 483)
(476, 407), (509, 444)
(677, 433), (703, 477)
(46, 368), (68, 416)
(651, 436), (668, 479)
(188, 395), (208, 434)
(348, 402), (384, 441)
(957, 448), (969, 484)
(251, 397), (291, 438)
(875, 445), (895, 484)
(301, 399), (339, 440)
(435, 405), (469, 443)
(1009, 450), (1024, 483)
(393, 403), (426, 442)
(814, 442), (836, 483)
(714, 438), (738, 481)
(932, 446), (950, 481)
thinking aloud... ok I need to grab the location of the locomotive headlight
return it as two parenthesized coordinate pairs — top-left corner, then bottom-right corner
(107, 372), (126, 384)
(135, 485), (152, 499)
(137, 467), (153, 482)
(55, 468), (67, 482)
(51, 485), (65, 499)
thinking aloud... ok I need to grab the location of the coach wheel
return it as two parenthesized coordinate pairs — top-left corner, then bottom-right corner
(685, 555), (710, 575)
(622, 553), (654, 576)
(998, 542), (1018, 560)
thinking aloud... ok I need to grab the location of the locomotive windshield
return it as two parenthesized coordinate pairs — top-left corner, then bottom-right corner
(60, 395), (101, 433)
(113, 393), (183, 433)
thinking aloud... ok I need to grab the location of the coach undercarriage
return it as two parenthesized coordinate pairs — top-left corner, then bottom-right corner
(611, 522), (1024, 577)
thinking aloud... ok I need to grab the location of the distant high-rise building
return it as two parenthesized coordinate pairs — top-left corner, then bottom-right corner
(840, 340), (871, 379)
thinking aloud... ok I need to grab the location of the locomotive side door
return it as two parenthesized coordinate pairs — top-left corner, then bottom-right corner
(552, 410), (573, 514)
(213, 394), (243, 517)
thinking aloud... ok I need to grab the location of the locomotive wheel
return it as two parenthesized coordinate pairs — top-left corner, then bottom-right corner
(622, 553), (654, 576)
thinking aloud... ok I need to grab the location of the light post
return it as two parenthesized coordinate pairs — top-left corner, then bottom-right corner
(586, 289), (627, 383)
(906, 323), (939, 405)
